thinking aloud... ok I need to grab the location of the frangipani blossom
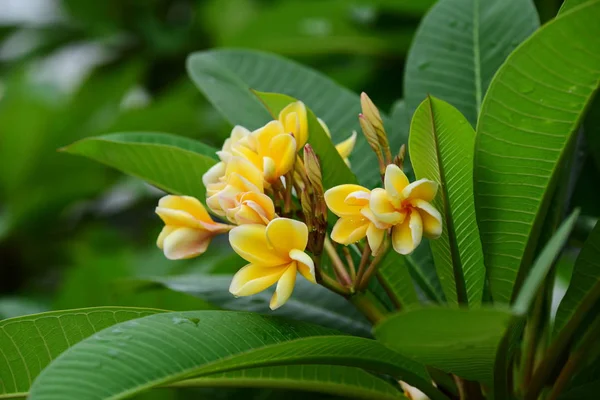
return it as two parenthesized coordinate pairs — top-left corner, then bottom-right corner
(318, 118), (357, 166)
(324, 184), (388, 255)
(156, 195), (231, 260)
(224, 191), (276, 225)
(370, 164), (442, 255)
(279, 101), (308, 151)
(228, 218), (316, 309)
(242, 120), (297, 182)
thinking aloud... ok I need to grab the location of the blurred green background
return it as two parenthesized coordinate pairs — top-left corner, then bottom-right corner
(0, 0), (582, 339)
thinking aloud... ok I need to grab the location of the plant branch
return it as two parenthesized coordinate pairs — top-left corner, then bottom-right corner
(355, 244), (372, 287)
(376, 272), (403, 310)
(323, 237), (352, 287)
(349, 292), (386, 324)
(358, 239), (389, 291)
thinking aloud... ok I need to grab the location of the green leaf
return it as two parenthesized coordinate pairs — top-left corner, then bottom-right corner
(187, 49), (395, 187)
(171, 365), (406, 400)
(473, 1), (600, 303)
(63, 132), (218, 201)
(0, 307), (163, 397)
(493, 210), (580, 399)
(555, 220), (600, 333)
(513, 209), (580, 315)
(140, 274), (371, 336)
(253, 91), (358, 188)
(375, 307), (513, 383)
(30, 311), (447, 400)
(404, 0), (539, 125)
(377, 252), (421, 308)
(559, 0), (593, 14)
(409, 96), (486, 306)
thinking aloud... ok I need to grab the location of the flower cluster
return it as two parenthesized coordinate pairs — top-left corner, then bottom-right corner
(156, 101), (355, 309)
(154, 94), (442, 308)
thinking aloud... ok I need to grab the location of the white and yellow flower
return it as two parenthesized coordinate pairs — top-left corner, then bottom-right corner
(155, 195), (231, 260)
(242, 120), (297, 182)
(318, 118), (357, 167)
(223, 191), (276, 225)
(228, 218), (316, 309)
(324, 184), (388, 255)
(279, 101), (308, 151)
(370, 164), (442, 255)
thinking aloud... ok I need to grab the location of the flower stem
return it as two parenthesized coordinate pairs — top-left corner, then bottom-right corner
(323, 237), (352, 287)
(349, 292), (386, 324)
(357, 239), (389, 291)
(354, 244), (372, 287)
(342, 246), (356, 281)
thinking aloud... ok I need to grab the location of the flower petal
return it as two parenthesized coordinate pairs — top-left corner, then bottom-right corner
(229, 263), (287, 297)
(289, 249), (315, 283)
(361, 206), (393, 230)
(229, 224), (287, 266)
(367, 224), (385, 256)
(335, 131), (357, 159)
(266, 218), (308, 256)
(270, 264), (297, 310)
(157, 225), (176, 249)
(330, 217), (369, 245)
(384, 164), (410, 202)
(269, 134), (296, 177)
(161, 227), (211, 260)
(391, 211), (423, 255)
(324, 184), (370, 217)
(412, 199), (443, 239)
(155, 207), (199, 228)
(158, 195), (212, 223)
(318, 117), (331, 138)
(202, 162), (225, 187)
(369, 188), (404, 225)
(279, 101), (308, 149)
(401, 179), (438, 202)
(225, 156), (264, 193)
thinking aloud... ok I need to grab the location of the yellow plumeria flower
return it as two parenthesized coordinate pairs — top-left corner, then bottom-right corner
(324, 184), (388, 255)
(218, 125), (251, 162)
(228, 218), (316, 309)
(223, 191), (276, 225)
(241, 120), (297, 182)
(318, 118), (357, 167)
(155, 195), (231, 260)
(279, 101), (308, 151)
(370, 164), (442, 255)
(206, 156), (264, 216)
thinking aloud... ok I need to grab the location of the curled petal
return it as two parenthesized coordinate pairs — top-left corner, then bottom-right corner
(367, 224), (385, 256)
(158, 195), (212, 223)
(331, 217), (369, 245)
(225, 156), (264, 193)
(361, 207), (392, 230)
(318, 117), (331, 138)
(401, 179), (438, 202)
(229, 224), (288, 266)
(222, 125), (251, 154)
(289, 249), (315, 283)
(324, 184), (370, 217)
(391, 211), (423, 255)
(279, 101), (308, 149)
(335, 131), (357, 160)
(160, 227), (212, 260)
(202, 162), (225, 187)
(269, 134), (296, 177)
(232, 145), (262, 171)
(345, 190), (370, 207)
(253, 120), (286, 154)
(412, 199), (443, 239)
(266, 218), (308, 255)
(270, 264), (297, 310)
(206, 180), (226, 198)
(384, 164), (410, 204)
(232, 192), (275, 225)
(369, 188), (404, 225)
(157, 226), (176, 249)
(229, 263), (287, 297)
(263, 157), (277, 182)
(155, 207), (199, 228)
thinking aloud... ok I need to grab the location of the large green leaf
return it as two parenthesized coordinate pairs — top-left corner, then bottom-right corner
(409, 96), (486, 306)
(0, 307), (163, 397)
(375, 307), (513, 383)
(29, 311), (447, 400)
(187, 49), (396, 187)
(141, 274), (371, 337)
(63, 132), (218, 200)
(253, 91), (358, 189)
(172, 365), (406, 400)
(555, 220), (600, 333)
(404, 0), (539, 125)
(473, 1), (600, 303)
(377, 252), (421, 308)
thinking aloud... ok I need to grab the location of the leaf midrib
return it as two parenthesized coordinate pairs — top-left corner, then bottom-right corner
(426, 97), (468, 304)
(473, 0), (483, 113)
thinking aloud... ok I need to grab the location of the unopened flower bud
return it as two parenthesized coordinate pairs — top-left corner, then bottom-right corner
(359, 114), (381, 155)
(393, 144), (406, 170)
(303, 145), (324, 195)
(360, 92), (387, 145)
